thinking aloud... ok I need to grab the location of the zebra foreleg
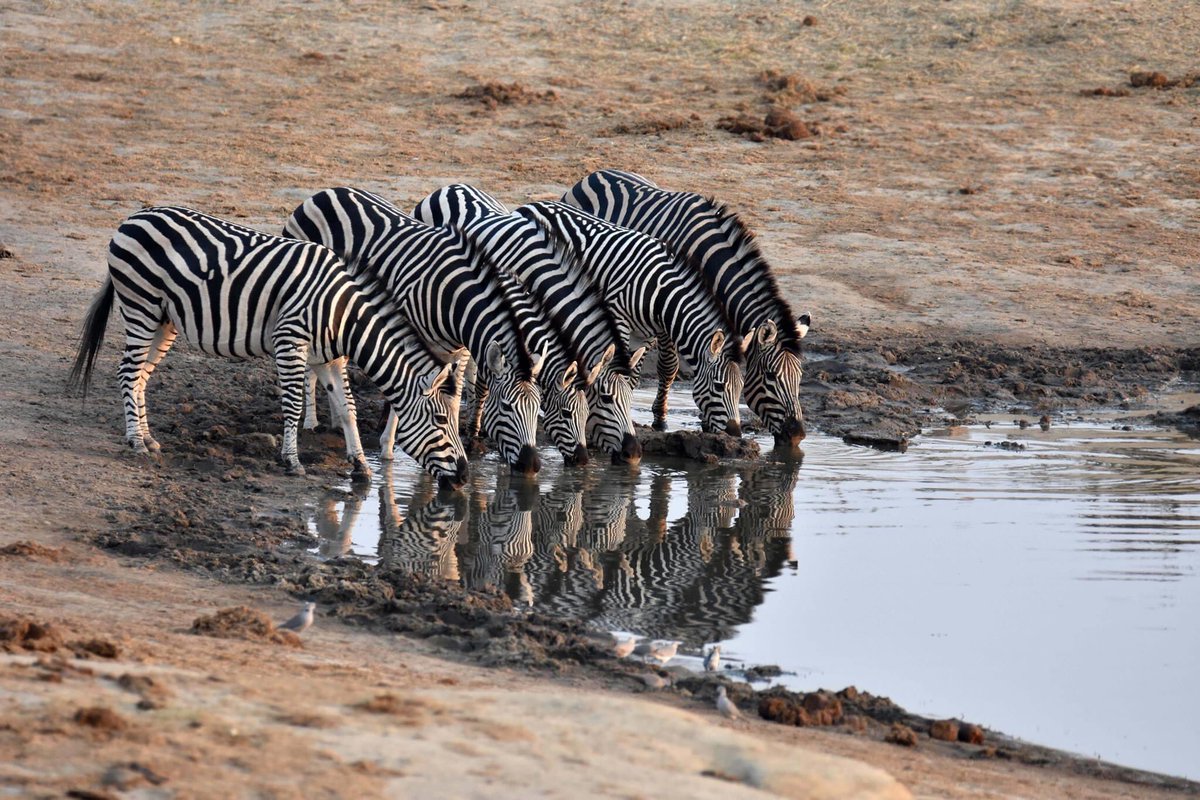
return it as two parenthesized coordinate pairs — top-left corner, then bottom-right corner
(652, 340), (680, 432)
(314, 360), (371, 482)
(274, 338), (310, 476)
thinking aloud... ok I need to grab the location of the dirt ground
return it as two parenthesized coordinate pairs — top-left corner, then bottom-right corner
(1, 1), (1198, 797)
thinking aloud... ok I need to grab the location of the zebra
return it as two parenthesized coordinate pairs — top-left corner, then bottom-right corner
(283, 187), (544, 474)
(563, 169), (811, 445)
(413, 184), (646, 465)
(460, 472), (538, 605)
(68, 206), (469, 489)
(514, 201), (746, 435)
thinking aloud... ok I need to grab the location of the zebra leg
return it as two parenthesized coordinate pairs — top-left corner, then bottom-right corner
(315, 360), (371, 482)
(379, 407), (400, 461)
(465, 374), (487, 442)
(303, 366), (321, 431)
(652, 340), (680, 432)
(273, 337), (310, 476)
(119, 321), (176, 454)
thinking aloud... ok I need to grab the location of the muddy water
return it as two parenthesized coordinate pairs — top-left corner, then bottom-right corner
(306, 390), (1200, 780)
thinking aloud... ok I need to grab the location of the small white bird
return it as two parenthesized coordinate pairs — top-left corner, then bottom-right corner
(612, 636), (637, 659)
(634, 639), (679, 665)
(640, 672), (672, 690)
(704, 645), (721, 672)
(278, 601), (316, 633)
(715, 685), (741, 720)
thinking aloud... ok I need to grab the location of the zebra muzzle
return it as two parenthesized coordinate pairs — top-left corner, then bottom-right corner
(513, 444), (541, 475)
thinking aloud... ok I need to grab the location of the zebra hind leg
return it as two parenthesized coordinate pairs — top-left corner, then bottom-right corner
(273, 337), (311, 476)
(652, 340), (679, 432)
(119, 321), (177, 455)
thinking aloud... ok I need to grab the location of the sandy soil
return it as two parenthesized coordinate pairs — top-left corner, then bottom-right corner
(1, 1), (1198, 797)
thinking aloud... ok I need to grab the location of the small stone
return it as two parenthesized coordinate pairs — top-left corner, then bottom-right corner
(958, 722), (985, 744)
(929, 719), (959, 742)
(885, 722), (918, 747)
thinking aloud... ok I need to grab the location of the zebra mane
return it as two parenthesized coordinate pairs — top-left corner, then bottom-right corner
(701, 196), (804, 353)
(521, 210), (637, 377)
(669, 241), (745, 365)
(441, 223), (536, 381)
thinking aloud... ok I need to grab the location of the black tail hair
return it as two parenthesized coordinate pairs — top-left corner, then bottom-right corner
(68, 277), (114, 399)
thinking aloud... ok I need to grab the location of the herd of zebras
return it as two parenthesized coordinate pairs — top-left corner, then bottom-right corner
(70, 169), (811, 489)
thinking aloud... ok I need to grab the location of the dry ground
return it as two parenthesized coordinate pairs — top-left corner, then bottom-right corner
(1, 1), (1198, 797)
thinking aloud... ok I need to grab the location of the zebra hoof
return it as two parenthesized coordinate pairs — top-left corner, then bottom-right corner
(144, 437), (162, 452)
(128, 439), (150, 456)
(285, 462), (306, 477)
(651, 420), (667, 432)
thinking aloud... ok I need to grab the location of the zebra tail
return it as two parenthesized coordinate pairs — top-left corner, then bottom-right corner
(68, 276), (114, 398)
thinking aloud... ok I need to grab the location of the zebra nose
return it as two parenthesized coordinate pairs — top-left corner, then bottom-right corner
(725, 419), (742, 437)
(613, 432), (642, 465)
(567, 443), (589, 467)
(513, 444), (541, 475)
(775, 416), (805, 446)
(455, 456), (469, 483)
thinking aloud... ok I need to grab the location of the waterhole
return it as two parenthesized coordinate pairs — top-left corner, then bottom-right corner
(306, 389), (1200, 780)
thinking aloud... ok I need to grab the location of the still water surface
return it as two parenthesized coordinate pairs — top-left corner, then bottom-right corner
(307, 392), (1200, 780)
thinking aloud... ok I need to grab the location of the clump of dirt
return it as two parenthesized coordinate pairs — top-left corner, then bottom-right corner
(73, 638), (121, 659)
(609, 113), (701, 136)
(638, 426), (760, 462)
(116, 673), (173, 710)
(190, 606), (301, 648)
(0, 616), (66, 653)
(758, 689), (844, 727)
(455, 81), (559, 109)
(886, 723), (919, 747)
(1128, 70), (1199, 89)
(74, 706), (128, 734)
(757, 70), (843, 104)
(930, 719), (959, 742)
(1081, 86), (1131, 97)
(717, 108), (817, 142)
(0, 541), (67, 561)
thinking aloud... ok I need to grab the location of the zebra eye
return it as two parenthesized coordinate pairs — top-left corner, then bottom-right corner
(713, 381), (725, 391)
(600, 393), (613, 403)
(434, 414), (449, 426)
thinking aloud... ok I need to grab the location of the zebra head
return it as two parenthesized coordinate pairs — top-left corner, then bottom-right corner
(541, 361), (591, 467)
(691, 330), (746, 437)
(482, 341), (544, 475)
(744, 318), (808, 446)
(584, 344), (645, 465)
(400, 357), (471, 490)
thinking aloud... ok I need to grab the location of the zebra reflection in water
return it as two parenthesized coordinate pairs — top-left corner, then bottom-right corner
(307, 454), (802, 645)
(376, 465), (466, 582)
(314, 482), (370, 559)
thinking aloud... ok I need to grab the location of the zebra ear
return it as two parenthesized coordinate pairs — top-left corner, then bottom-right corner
(586, 344), (614, 386)
(757, 319), (779, 348)
(486, 341), (507, 374)
(561, 361), (579, 390)
(796, 313), (811, 338)
(739, 327), (756, 355)
(423, 361), (455, 398)
(707, 329), (726, 361)
(629, 345), (648, 372)
(529, 344), (548, 380)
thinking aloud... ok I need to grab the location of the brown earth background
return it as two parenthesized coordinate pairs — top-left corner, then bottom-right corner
(1, 1), (1198, 798)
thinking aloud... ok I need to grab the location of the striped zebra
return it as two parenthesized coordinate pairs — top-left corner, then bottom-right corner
(413, 184), (645, 464)
(68, 207), (469, 489)
(563, 169), (811, 445)
(284, 187), (544, 474)
(515, 201), (746, 435)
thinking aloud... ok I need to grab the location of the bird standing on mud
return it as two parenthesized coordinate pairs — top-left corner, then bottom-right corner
(612, 635), (637, 659)
(634, 640), (679, 665)
(704, 645), (721, 672)
(279, 601), (316, 634)
(715, 685), (741, 720)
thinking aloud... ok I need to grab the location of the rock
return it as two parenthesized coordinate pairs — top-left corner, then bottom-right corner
(74, 707), (128, 733)
(1129, 70), (1170, 88)
(638, 427), (760, 462)
(802, 691), (844, 726)
(885, 722), (918, 747)
(958, 722), (985, 744)
(843, 428), (908, 452)
(929, 719), (959, 742)
(233, 432), (277, 457)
